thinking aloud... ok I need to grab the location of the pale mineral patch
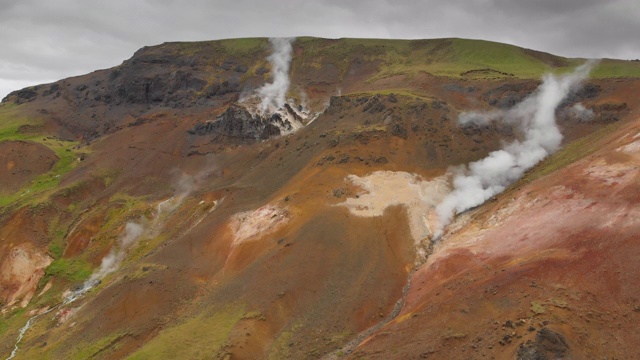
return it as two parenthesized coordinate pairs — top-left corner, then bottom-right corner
(231, 205), (289, 245)
(0, 244), (53, 308)
(338, 171), (450, 243)
(617, 139), (640, 154)
(583, 159), (639, 186)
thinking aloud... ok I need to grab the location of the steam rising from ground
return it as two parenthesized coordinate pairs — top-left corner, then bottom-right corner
(12, 163), (217, 359)
(87, 222), (143, 286)
(65, 222), (145, 302)
(434, 60), (597, 237)
(72, 164), (215, 298)
(570, 102), (594, 122)
(237, 37), (321, 132)
(157, 167), (212, 215)
(258, 37), (295, 113)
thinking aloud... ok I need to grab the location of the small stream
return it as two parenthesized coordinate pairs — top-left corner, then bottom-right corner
(322, 239), (436, 360)
(322, 273), (414, 360)
(6, 305), (58, 360)
(5, 282), (95, 360)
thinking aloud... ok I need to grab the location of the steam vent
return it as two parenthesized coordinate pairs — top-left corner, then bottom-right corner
(1, 37), (640, 359)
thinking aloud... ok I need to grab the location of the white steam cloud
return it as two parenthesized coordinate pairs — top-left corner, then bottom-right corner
(434, 60), (598, 237)
(157, 166), (213, 216)
(570, 102), (595, 122)
(89, 222), (143, 283)
(258, 37), (295, 113)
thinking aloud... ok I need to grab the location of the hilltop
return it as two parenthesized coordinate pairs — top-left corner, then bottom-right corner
(0, 37), (639, 359)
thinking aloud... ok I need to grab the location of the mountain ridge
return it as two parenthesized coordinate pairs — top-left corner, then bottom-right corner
(0, 37), (639, 359)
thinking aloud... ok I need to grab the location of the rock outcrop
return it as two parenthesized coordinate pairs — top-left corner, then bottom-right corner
(188, 102), (306, 140)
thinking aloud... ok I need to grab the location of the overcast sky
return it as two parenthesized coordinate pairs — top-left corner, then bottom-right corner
(1, 0), (639, 99)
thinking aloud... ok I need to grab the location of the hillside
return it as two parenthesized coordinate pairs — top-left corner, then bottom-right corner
(0, 37), (639, 359)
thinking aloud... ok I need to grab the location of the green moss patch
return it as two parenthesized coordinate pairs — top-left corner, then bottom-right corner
(531, 301), (547, 315)
(71, 332), (129, 359)
(43, 258), (92, 283)
(269, 323), (302, 360)
(127, 305), (244, 359)
(219, 37), (268, 55)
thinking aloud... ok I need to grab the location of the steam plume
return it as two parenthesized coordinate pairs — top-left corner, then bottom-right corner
(434, 60), (597, 237)
(570, 102), (594, 122)
(90, 222), (143, 280)
(157, 165), (214, 216)
(258, 37), (295, 113)
(70, 222), (144, 299)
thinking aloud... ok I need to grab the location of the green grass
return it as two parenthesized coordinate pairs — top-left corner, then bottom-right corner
(127, 305), (244, 359)
(269, 323), (302, 360)
(591, 58), (640, 78)
(0, 308), (27, 339)
(43, 258), (92, 283)
(100, 194), (149, 234)
(0, 104), (34, 143)
(293, 37), (640, 81)
(219, 37), (268, 54)
(451, 39), (555, 76)
(47, 218), (66, 259)
(344, 88), (435, 101)
(368, 38), (569, 81)
(71, 332), (129, 359)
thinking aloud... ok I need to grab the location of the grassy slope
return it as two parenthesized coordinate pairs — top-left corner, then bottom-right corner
(0, 103), (86, 208)
(293, 37), (640, 80)
(127, 305), (245, 359)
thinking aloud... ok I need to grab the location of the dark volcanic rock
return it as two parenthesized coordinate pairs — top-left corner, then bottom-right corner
(3, 88), (38, 103)
(188, 104), (296, 140)
(390, 122), (408, 139)
(484, 83), (538, 109)
(363, 96), (386, 114)
(42, 84), (60, 97)
(205, 79), (241, 98)
(559, 84), (602, 108)
(0, 41), (255, 135)
(517, 328), (570, 360)
(234, 65), (248, 73)
(110, 69), (210, 107)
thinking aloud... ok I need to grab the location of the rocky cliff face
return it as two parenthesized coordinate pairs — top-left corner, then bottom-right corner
(1, 40), (268, 140)
(0, 38), (639, 359)
(188, 102), (306, 141)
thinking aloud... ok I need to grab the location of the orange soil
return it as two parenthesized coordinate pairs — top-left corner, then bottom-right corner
(0, 141), (58, 195)
(350, 118), (640, 359)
